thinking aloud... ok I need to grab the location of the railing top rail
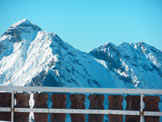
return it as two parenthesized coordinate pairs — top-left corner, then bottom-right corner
(0, 86), (162, 95)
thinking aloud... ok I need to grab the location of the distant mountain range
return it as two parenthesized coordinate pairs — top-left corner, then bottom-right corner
(0, 19), (162, 89)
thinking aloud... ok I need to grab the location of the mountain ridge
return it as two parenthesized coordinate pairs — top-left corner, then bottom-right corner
(0, 19), (162, 89)
(90, 41), (162, 88)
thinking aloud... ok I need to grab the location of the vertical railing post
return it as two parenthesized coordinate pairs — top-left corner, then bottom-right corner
(140, 94), (144, 122)
(11, 91), (14, 122)
(125, 95), (140, 122)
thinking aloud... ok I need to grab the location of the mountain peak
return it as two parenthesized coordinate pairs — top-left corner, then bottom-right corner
(3, 19), (42, 42)
(11, 19), (31, 27)
(8, 19), (42, 31)
(104, 42), (115, 47)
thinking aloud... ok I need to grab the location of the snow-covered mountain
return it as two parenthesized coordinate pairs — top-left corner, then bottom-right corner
(0, 19), (114, 87)
(0, 19), (162, 89)
(90, 42), (162, 89)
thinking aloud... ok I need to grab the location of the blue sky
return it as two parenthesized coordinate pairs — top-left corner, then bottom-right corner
(0, 0), (162, 52)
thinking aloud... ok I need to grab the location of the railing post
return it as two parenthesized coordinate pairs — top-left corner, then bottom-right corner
(109, 95), (123, 122)
(15, 93), (30, 121)
(51, 94), (66, 122)
(89, 95), (104, 122)
(144, 96), (160, 122)
(70, 94), (85, 122)
(11, 91), (14, 122)
(34, 93), (48, 122)
(125, 95), (140, 122)
(140, 94), (144, 122)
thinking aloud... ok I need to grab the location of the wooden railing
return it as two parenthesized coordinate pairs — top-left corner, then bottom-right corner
(0, 86), (162, 122)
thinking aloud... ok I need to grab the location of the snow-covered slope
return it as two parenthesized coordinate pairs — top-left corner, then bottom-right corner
(0, 19), (162, 89)
(0, 19), (114, 87)
(90, 42), (162, 89)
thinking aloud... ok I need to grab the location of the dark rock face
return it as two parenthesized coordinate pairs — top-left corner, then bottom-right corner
(108, 95), (123, 122)
(14, 93), (30, 122)
(0, 93), (11, 121)
(88, 95), (104, 122)
(70, 94), (85, 122)
(144, 96), (160, 122)
(125, 96), (140, 122)
(34, 93), (48, 122)
(90, 43), (122, 71)
(90, 44), (135, 87)
(51, 94), (66, 122)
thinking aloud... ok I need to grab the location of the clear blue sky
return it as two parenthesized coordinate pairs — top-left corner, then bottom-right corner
(0, 0), (162, 52)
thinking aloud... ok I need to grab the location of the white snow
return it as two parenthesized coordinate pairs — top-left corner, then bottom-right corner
(11, 19), (31, 27)
(134, 43), (137, 49)
(0, 30), (58, 86)
(140, 44), (147, 54)
(148, 53), (161, 68)
(90, 41), (162, 89)
(94, 58), (108, 69)
(0, 20), (115, 88)
(116, 69), (129, 77)
(1, 19), (162, 122)
(130, 68), (140, 88)
(1, 19), (162, 90)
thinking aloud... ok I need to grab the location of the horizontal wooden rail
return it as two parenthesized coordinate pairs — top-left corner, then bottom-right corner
(0, 86), (162, 95)
(0, 107), (161, 116)
(0, 107), (162, 116)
